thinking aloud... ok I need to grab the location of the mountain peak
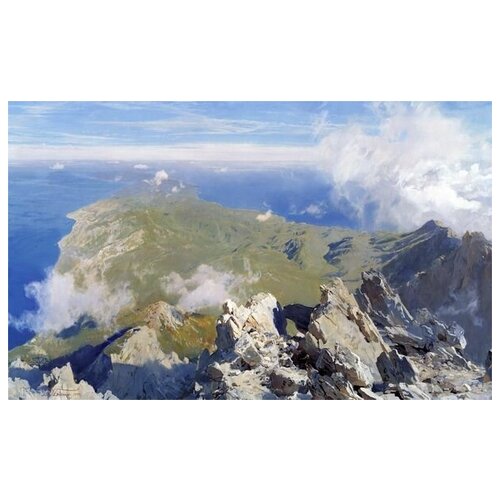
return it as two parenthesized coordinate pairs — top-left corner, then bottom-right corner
(420, 219), (447, 231)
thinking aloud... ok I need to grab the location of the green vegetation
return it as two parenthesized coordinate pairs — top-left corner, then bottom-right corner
(10, 190), (413, 364)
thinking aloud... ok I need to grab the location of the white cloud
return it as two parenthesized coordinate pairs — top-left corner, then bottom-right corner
(49, 162), (65, 170)
(161, 264), (259, 311)
(317, 102), (491, 236)
(9, 143), (317, 164)
(144, 169), (169, 187)
(153, 169), (169, 186)
(301, 202), (327, 218)
(133, 163), (149, 170)
(256, 209), (273, 222)
(9, 269), (133, 334)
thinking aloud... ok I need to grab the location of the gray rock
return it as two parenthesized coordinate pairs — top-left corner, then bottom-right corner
(357, 387), (381, 400)
(308, 279), (388, 381)
(234, 332), (264, 367)
(396, 383), (431, 400)
(316, 344), (374, 388)
(310, 370), (361, 400)
(270, 366), (308, 396)
(376, 350), (418, 385)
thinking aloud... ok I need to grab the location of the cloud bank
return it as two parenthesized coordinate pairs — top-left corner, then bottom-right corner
(161, 263), (259, 311)
(10, 269), (133, 334)
(318, 103), (491, 236)
(49, 162), (65, 170)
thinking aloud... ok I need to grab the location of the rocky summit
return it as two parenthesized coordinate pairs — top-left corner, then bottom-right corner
(9, 273), (491, 400)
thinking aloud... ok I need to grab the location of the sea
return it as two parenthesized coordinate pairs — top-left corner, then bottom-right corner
(8, 162), (357, 349)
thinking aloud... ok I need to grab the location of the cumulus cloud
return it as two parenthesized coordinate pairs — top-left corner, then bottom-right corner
(153, 169), (169, 186)
(301, 202), (327, 218)
(318, 102), (491, 236)
(144, 169), (169, 187)
(256, 209), (273, 222)
(49, 162), (65, 170)
(9, 269), (133, 334)
(161, 263), (259, 311)
(133, 163), (149, 170)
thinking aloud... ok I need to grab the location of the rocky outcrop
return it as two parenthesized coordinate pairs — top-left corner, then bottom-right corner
(99, 326), (196, 399)
(308, 279), (389, 381)
(392, 229), (491, 363)
(198, 283), (392, 400)
(8, 362), (116, 400)
(356, 270), (469, 368)
(376, 350), (418, 385)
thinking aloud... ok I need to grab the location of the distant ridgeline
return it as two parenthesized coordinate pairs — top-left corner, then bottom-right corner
(10, 190), (491, 367)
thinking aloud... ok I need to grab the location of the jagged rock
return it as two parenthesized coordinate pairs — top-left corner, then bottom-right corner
(297, 331), (321, 362)
(356, 271), (471, 370)
(43, 363), (113, 400)
(315, 348), (335, 374)
(315, 345), (373, 388)
(376, 350), (418, 385)
(8, 378), (46, 400)
(396, 383), (431, 400)
(100, 326), (195, 399)
(334, 344), (373, 387)
(356, 270), (414, 328)
(310, 370), (361, 400)
(357, 387), (381, 400)
(396, 229), (491, 363)
(198, 293), (302, 400)
(356, 270), (435, 350)
(270, 367), (308, 396)
(215, 313), (242, 350)
(308, 279), (388, 381)
(234, 332), (264, 367)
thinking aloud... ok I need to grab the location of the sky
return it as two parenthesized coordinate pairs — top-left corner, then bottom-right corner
(8, 101), (492, 236)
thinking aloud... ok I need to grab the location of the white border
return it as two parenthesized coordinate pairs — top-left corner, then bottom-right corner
(1, 1), (498, 499)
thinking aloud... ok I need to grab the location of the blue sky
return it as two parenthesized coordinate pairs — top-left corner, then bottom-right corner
(9, 101), (491, 155)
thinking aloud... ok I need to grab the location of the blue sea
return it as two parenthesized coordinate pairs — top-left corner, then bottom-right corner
(8, 163), (357, 350)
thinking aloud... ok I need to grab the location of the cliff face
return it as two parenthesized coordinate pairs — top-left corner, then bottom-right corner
(392, 231), (491, 362)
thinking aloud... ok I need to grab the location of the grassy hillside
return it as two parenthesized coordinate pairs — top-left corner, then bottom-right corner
(8, 190), (443, 363)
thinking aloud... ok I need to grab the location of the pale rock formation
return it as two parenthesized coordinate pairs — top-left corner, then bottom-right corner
(308, 279), (389, 381)
(100, 326), (195, 399)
